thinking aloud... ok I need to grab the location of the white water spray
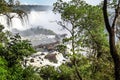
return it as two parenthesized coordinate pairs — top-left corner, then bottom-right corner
(0, 7), (69, 35)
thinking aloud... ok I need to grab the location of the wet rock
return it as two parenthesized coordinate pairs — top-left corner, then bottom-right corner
(30, 58), (34, 62)
(45, 54), (58, 63)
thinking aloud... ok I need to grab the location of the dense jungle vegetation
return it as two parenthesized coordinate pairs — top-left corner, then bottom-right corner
(0, 0), (120, 80)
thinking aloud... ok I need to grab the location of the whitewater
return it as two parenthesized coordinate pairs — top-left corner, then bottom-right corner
(0, 6), (69, 35)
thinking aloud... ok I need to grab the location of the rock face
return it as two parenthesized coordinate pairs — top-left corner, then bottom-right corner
(45, 54), (57, 63)
(22, 51), (67, 68)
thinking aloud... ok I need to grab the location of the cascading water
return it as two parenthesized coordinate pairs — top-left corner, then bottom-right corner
(0, 5), (69, 35)
(0, 5), (72, 50)
(0, 5), (70, 67)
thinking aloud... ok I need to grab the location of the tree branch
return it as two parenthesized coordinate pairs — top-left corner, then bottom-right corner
(56, 21), (72, 34)
(103, 0), (111, 33)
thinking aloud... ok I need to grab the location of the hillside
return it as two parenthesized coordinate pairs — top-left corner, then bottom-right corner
(12, 27), (56, 37)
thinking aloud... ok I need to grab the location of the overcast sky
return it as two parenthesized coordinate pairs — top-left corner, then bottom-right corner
(20, 0), (103, 5)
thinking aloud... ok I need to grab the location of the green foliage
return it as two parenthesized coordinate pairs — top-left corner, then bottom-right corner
(0, 22), (37, 80)
(58, 64), (77, 80)
(0, 32), (39, 80)
(7, 64), (24, 80)
(0, 33), (35, 67)
(0, 0), (11, 14)
(56, 44), (67, 54)
(6, 65), (42, 80)
(0, 0), (116, 80)
(22, 66), (42, 80)
(0, 1), (43, 80)
(39, 65), (77, 80)
(0, 57), (8, 80)
(7, 34), (35, 56)
(53, 0), (114, 80)
(39, 66), (59, 80)
(0, 24), (7, 43)
(37, 53), (114, 80)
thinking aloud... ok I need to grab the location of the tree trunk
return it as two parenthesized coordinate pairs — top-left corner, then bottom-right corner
(109, 29), (120, 80)
(71, 26), (82, 80)
(103, 0), (120, 80)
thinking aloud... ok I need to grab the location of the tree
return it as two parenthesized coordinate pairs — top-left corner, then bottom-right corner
(103, 0), (120, 80)
(54, 0), (115, 79)
(53, 1), (90, 79)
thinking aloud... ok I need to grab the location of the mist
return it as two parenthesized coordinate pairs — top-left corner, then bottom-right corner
(0, 7), (70, 35)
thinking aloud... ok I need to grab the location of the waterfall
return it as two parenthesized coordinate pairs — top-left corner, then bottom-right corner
(0, 5), (69, 35)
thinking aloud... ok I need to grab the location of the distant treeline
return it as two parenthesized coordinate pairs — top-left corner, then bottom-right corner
(12, 27), (56, 36)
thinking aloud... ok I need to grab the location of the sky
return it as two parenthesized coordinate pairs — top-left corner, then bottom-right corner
(20, 0), (103, 5)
